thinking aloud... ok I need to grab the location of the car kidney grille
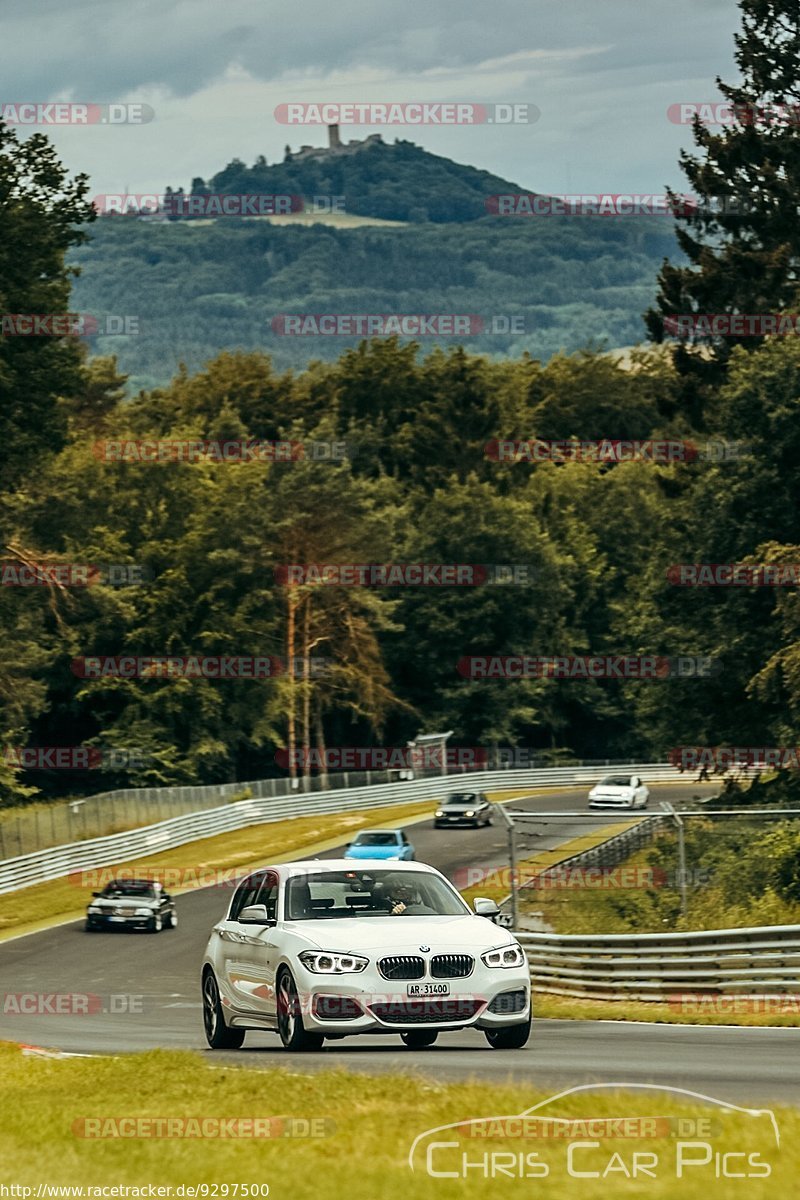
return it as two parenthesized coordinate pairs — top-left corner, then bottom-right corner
(370, 999), (483, 1025)
(431, 953), (474, 978)
(378, 955), (425, 980)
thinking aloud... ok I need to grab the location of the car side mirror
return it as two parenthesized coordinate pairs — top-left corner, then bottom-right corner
(473, 897), (500, 921)
(92, 891), (101, 897)
(238, 904), (273, 925)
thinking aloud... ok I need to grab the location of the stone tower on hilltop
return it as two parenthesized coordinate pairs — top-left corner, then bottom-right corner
(328, 124), (341, 149)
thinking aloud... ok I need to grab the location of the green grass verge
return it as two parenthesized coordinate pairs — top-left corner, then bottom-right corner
(534, 992), (800, 1027)
(0, 1043), (793, 1196)
(460, 820), (636, 909)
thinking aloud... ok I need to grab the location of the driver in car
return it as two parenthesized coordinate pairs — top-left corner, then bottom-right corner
(380, 877), (434, 916)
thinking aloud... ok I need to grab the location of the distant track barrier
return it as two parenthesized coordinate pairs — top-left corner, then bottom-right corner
(0, 763), (685, 894)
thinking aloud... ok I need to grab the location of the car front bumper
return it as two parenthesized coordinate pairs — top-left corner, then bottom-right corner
(291, 962), (531, 1035)
(86, 912), (155, 930)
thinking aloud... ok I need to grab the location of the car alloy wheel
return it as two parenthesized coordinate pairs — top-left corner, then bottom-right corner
(277, 970), (324, 1051)
(202, 970), (245, 1049)
(149, 912), (163, 933)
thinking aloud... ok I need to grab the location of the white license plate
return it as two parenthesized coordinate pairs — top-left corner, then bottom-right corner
(407, 982), (450, 998)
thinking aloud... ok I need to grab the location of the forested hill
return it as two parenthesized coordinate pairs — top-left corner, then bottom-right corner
(69, 138), (683, 389)
(71, 213), (680, 390)
(189, 136), (527, 223)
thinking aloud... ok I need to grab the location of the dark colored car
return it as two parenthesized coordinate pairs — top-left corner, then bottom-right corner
(434, 792), (493, 829)
(85, 878), (177, 933)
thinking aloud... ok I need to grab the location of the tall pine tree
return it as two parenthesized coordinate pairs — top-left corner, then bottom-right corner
(646, 0), (800, 424)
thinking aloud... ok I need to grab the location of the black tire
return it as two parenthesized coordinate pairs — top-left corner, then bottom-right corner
(148, 912), (163, 933)
(401, 1030), (439, 1049)
(202, 970), (245, 1049)
(485, 1015), (532, 1050)
(166, 910), (178, 929)
(84, 920), (97, 932)
(277, 970), (324, 1051)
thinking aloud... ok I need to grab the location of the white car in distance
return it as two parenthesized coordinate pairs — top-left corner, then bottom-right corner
(201, 860), (531, 1052)
(588, 773), (650, 809)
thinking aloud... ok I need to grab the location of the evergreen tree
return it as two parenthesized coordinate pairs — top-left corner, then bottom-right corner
(647, 0), (800, 422)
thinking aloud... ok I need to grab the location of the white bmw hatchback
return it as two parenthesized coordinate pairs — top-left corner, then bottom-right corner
(201, 859), (531, 1052)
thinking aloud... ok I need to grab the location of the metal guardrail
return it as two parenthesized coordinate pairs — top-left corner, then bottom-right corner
(518, 925), (800, 1000)
(0, 763), (684, 894)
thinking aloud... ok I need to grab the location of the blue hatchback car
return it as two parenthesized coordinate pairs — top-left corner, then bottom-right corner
(343, 829), (415, 861)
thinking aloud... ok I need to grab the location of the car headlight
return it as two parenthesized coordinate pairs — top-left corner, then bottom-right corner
(435, 809), (444, 816)
(481, 943), (526, 969)
(88, 906), (102, 914)
(135, 907), (153, 916)
(298, 951), (369, 974)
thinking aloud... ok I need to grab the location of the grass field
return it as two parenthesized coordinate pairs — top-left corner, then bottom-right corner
(0, 1042), (793, 1197)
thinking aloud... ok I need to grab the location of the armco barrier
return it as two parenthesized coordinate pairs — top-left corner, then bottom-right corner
(0, 763), (683, 894)
(518, 925), (800, 1000)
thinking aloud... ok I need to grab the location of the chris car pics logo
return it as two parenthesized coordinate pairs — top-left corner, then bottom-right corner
(408, 1083), (779, 1181)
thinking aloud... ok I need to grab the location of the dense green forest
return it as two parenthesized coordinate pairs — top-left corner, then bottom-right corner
(4, 0), (800, 806)
(70, 146), (680, 389)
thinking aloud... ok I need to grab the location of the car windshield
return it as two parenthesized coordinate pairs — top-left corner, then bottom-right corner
(599, 776), (633, 787)
(102, 881), (156, 898)
(353, 833), (399, 846)
(445, 794), (476, 806)
(284, 869), (469, 919)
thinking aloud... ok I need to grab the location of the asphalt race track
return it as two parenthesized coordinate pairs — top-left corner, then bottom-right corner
(2, 782), (797, 1105)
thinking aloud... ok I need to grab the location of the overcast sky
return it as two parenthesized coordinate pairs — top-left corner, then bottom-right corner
(3, 0), (741, 198)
